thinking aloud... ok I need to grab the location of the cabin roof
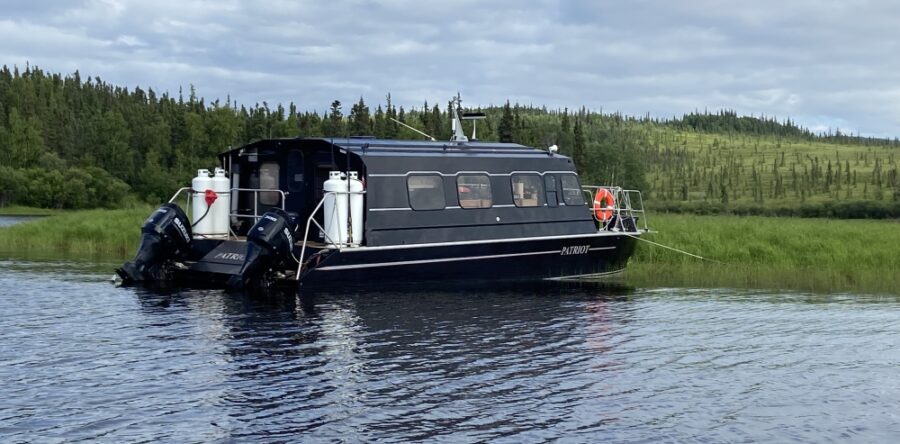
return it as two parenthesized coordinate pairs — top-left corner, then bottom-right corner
(220, 137), (561, 158)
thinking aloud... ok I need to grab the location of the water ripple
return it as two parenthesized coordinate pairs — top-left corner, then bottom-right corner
(2, 258), (900, 442)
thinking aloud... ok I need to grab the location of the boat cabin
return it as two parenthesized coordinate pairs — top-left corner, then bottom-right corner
(219, 137), (597, 247)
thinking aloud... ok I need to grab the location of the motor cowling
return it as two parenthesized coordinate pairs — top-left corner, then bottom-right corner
(117, 203), (192, 283)
(227, 208), (300, 290)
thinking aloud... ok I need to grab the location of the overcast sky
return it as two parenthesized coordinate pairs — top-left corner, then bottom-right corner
(2, 0), (899, 137)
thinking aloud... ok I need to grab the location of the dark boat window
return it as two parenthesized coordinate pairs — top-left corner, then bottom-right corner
(560, 174), (585, 206)
(511, 174), (544, 207)
(545, 175), (558, 207)
(287, 150), (304, 192)
(407, 175), (445, 210)
(259, 161), (281, 206)
(457, 175), (492, 209)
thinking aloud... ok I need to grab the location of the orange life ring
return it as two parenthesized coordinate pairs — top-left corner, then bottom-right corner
(593, 188), (615, 221)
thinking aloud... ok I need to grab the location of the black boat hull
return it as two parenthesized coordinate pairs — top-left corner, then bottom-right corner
(144, 233), (639, 290)
(298, 233), (639, 288)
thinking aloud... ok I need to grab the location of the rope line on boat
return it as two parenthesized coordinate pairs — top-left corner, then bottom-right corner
(625, 233), (725, 265)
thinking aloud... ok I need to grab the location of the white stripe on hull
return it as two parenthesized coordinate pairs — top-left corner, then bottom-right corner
(335, 231), (640, 253)
(315, 246), (616, 271)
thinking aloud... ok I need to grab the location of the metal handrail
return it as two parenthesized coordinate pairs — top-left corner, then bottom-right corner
(296, 189), (367, 280)
(230, 188), (287, 226)
(167, 187), (192, 204)
(581, 185), (649, 233)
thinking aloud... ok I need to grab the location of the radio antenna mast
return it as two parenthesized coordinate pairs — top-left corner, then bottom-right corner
(389, 117), (436, 141)
(450, 96), (468, 144)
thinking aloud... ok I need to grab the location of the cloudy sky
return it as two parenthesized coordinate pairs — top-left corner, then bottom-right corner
(2, 0), (900, 136)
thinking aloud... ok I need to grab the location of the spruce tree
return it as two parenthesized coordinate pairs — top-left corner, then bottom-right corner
(326, 100), (343, 137)
(498, 101), (514, 143)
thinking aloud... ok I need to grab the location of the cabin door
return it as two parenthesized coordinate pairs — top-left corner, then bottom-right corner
(283, 149), (307, 219)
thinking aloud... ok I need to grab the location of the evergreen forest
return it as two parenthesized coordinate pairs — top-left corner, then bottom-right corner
(1, 66), (899, 218)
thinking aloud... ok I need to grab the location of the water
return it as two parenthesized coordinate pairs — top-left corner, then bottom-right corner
(1, 258), (899, 443)
(0, 216), (40, 227)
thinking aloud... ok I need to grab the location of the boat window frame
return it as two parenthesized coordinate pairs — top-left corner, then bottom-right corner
(510, 173), (545, 208)
(559, 173), (585, 206)
(406, 174), (446, 211)
(456, 174), (493, 209)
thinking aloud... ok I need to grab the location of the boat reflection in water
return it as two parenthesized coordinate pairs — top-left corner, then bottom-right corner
(131, 282), (636, 440)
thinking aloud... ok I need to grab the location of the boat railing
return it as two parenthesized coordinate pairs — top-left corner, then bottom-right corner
(167, 187), (287, 238)
(228, 188), (287, 226)
(581, 185), (649, 233)
(296, 189), (367, 280)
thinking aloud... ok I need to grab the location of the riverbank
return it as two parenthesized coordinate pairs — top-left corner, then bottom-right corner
(1, 209), (897, 293)
(0, 206), (61, 216)
(0, 207), (149, 258)
(627, 213), (900, 293)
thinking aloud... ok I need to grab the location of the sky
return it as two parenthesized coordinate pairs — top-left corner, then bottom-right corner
(2, 0), (900, 137)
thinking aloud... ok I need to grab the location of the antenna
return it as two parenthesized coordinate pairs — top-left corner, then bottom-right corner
(450, 96), (468, 143)
(389, 117), (436, 141)
(462, 112), (486, 140)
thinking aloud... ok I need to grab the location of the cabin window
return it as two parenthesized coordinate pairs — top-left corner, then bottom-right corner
(259, 162), (281, 206)
(457, 175), (492, 209)
(407, 175), (445, 210)
(545, 175), (558, 207)
(560, 175), (585, 206)
(511, 174), (544, 207)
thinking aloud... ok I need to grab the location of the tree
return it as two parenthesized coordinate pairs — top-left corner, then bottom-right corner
(325, 100), (343, 136)
(348, 97), (371, 135)
(572, 119), (586, 172)
(3, 107), (47, 168)
(498, 101), (514, 142)
(384, 93), (399, 138)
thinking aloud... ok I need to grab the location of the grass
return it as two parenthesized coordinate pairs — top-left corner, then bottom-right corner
(0, 207), (150, 258)
(0, 206), (62, 216)
(2, 208), (898, 293)
(628, 213), (900, 293)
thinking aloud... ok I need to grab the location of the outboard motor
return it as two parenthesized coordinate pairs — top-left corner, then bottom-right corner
(117, 203), (192, 283)
(227, 208), (300, 290)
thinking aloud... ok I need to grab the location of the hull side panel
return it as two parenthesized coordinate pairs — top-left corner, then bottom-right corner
(300, 234), (638, 287)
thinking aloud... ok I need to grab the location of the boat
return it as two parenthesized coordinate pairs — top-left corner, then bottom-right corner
(116, 103), (648, 290)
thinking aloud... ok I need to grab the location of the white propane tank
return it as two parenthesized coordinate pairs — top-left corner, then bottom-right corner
(323, 171), (349, 246)
(210, 168), (231, 238)
(191, 169), (214, 236)
(348, 171), (364, 246)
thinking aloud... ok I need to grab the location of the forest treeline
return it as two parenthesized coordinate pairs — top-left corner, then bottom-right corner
(1, 65), (898, 216)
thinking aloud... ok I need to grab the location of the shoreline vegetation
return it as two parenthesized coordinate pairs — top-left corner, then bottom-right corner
(0, 206), (60, 216)
(1, 209), (897, 294)
(2, 66), (899, 216)
(626, 214), (900, 294)
(0, 207), (150, 258)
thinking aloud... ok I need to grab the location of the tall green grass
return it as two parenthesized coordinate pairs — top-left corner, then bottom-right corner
(0, 207), (149, 258)
(629, 213), (900, 293)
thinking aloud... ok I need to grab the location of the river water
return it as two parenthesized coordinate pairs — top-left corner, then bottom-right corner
(1, 257), (899, 443)
(0, 216), (40, 228)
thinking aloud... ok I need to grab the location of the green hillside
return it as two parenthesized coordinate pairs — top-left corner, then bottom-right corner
(644, 128), (900, 217)
(1, 65), (898, 216)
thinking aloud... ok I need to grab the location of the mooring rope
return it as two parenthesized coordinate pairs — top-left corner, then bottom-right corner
(624, 233), (725, 265)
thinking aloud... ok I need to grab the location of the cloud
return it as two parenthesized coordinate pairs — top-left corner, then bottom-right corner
(2, 0), (899, 136)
